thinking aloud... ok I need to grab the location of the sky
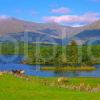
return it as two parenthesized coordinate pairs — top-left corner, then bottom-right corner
(0, 0), (100, 26)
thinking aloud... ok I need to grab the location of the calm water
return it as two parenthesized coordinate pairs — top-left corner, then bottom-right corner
(0, 55), (100, 77)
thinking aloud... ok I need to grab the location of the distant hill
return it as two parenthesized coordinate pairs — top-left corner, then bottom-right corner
(0, 17), (100, 45)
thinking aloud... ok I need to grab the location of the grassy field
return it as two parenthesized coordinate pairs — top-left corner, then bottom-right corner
(0, 74), (100, 100)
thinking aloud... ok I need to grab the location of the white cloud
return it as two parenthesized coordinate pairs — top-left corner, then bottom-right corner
(43, 13), (100, 25)
(51, 7), (71, 14)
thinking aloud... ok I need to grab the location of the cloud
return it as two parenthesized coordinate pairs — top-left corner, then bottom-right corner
(0, 15), (11, 19)
(43, 13), (100, 25)
(51, 7), (71, 14)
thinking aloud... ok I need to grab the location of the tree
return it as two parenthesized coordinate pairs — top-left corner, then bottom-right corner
(67, 40), (79, 66)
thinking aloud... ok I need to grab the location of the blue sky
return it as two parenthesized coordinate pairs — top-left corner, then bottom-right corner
(0, 0), (100, 26)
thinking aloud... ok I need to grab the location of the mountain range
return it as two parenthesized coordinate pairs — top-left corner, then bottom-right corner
(0, 17), (100, 45)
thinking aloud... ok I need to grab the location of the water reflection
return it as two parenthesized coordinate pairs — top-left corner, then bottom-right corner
(53, 71), (79, 77)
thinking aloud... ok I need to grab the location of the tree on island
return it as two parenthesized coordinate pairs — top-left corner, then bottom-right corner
(67, 40), (79, 66)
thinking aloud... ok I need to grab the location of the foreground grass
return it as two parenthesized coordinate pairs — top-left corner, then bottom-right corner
(0, 74), (100, 100)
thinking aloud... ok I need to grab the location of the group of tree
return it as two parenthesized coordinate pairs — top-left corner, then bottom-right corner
(0, 41), (100, 66)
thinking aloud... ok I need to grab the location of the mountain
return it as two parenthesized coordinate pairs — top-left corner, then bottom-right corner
(0, 17), (100, 45)
(0, 17), (77, 38)
(0, 17), (78, 45)
(73, 20), (100, 44)
(83, 20), (100, 30)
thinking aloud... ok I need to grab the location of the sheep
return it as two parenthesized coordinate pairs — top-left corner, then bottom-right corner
(20, 70), (25, 74)
(57, 77), (69, 85)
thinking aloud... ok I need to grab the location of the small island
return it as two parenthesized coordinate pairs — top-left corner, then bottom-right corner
(40, 66), (96, 71)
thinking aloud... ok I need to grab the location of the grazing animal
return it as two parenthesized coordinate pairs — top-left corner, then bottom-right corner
(57, 77), (69, 84)
(20, 70), (25, 74)
(12, 70), (25, 74)
(12, 70), (27, 79)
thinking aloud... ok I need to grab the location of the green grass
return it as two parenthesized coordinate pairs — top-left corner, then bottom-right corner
(0, 74), (100, 100)
(40, 66), (96, 71)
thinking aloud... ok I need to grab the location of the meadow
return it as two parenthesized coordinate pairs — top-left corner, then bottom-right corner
(0, 73), (100, 100)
